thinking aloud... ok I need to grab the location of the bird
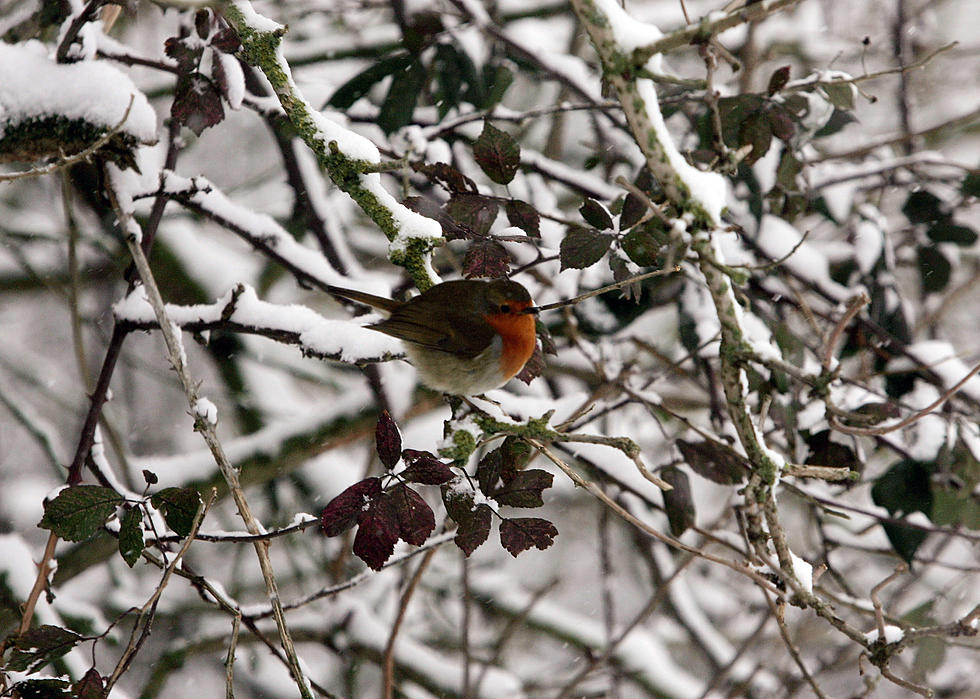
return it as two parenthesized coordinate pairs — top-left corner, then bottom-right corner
(325, 278), (538, 395)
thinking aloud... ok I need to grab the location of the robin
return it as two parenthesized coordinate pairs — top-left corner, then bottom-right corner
(326, 278), (538, 395)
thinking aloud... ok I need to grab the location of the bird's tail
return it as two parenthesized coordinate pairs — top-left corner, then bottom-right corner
(325, 285), (401, 314)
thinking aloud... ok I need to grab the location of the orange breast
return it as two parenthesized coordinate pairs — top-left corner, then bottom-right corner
(483, 311), (537, 380)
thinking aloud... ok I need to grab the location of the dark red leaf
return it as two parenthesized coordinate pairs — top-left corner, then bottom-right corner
(738, 110), (773, 165)
(767, 65), (791, 96)
(492, 469), (553, 508)
(320, 477), (382, 536)
(620, 191), (647, 229)
(413, 162), (477, 193)
(353, 497), (400, 570)
(559, 227), (614, 270)
(463, 239), (512, 279)
(445, 193), (499, 237)
(505, 199), (540, 237)
(172, 73), (225, 136)
(579, 198), (614, 230)
(73, 668), (105, 699)
(476, 448), (510, 495)
(194, 9), (211, 38)
(211, 27), (241, 53)
(499, 517), (558, 556)
(375, 410), (402, 470)
(515, 344), (544, 385)
(456, 503), (492, 556)
(401, 450), (455, 484)
(473, 121), (520, 184)
(385, 484), (435, 546)
(768, 105), (796, 141)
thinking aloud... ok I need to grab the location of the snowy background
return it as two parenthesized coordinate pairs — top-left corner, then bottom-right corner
(1, 0), (979, 697)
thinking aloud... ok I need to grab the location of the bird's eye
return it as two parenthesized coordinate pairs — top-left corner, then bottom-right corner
(499, 303), (511, 313)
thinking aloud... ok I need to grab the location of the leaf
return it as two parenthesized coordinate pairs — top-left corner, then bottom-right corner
(210, 27), (241, 53)
(767, 65), (791, 95)
(620, 191), (647, 229)
(768, 105), (796, 141)
(375, 410), (402, 470)
(150, 487), (202, 537)
(661, 467), (695, 536)
(328, 53), (414, 109)
(559, 227), (614, 270)
(400, 449), (455, 484)
(385, 484), (435, 546)
(462, 239), (512, 279)
(776, 150), (803, 191)
(872, 460), (934, 563)
(499, 517), (558, 556)
(9, 679), (73, 698)
(515, 344), (545, 384)
(916, 244), (951, 294)
(963, 171), (980, 198)
(39, 485), (123, 542)
(718, 94), (765, 148)
(622, 225), (663, 267)
(442, 484), (492, 556)
(413, 161), (477, 193)
(738, 110), (773, 165)
(676, 439), (748, 485)
(118, 504), (145, 567)
(473, 121), (520, 185)
(926, 221), (977, 246)
(579, 198), (614, 230)
(432, 43), (464, 118)
(172, 73), (225, 136)
(805, 430), (861, 475)
(476, 447), (510, 495)
(500, 436), (535, 472)
(505, 199), (540, 237)
(903, 190), (943, 224)
(445, 193), (499, 237)
(377, 58), (427, 133)
(482, 62), (514, 108)
(73, 669), (105, 699)
(320, 477), (383, 537)
(353, 497), (400, 570)
(820, 81), (855, 110)
(813, 108), (857, 138)
(7, 625), (83, 673)
(492, 469), (553, 508)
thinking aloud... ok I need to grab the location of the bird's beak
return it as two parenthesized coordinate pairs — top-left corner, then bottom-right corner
(522, 306), (540, 315)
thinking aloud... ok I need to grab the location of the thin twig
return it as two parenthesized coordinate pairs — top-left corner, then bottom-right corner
(531, 267), (680, 312)
(822, 292), (871, 371)
(870, 563), (907, 642)
(382, 548), (436, 699)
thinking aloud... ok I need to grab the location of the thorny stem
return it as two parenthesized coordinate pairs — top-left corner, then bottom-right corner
(109, 180), (313, 698)
(383, 549), (436, 699)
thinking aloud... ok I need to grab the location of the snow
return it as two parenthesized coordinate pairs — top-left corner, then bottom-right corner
(0, 41), (156, 143)
(864, 625), (905, 644)
(193, 398), (218, 425)
(755, 215), (852, 301)
(790, 552), (814, 594)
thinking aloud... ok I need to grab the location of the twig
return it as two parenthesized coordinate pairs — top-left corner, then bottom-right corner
(870, 563), (907, 643)
(108, 177), (314, 699)
(766, 595), (830, 699)
(822, 292), (871, 371)
(531, 267), (681, 312)
(383, 548), (436, 699)
(226, 612), (241, 699)
(105, 489), (215, 692)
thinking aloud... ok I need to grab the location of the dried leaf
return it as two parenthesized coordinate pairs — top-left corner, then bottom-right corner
(320, 477), (382, 537)
(375, 410), (402, 470)
(499, 517), (558, 556)
(473, 121), (520, 184)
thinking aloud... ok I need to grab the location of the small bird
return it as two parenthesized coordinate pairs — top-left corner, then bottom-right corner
(326, 278), (538, 395)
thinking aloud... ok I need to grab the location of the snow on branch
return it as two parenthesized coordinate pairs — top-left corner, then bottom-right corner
(222, 1), (443, 290)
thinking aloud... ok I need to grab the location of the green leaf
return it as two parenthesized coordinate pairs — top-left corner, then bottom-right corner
(445, 193), (499, 236)
(916, 244), (951, 294)
(9, 679), (73, 698)
(820, 81), (855, 110)
(926, 221), (977, 246)
(559, 226), (614, 270)
(622, 224), (665, 266)
(118, 504), (145, 567)
(871, 459), (933, 563)
(482, 62), (514, 108)
(328, 53), (413, 109)
(39, 485), (123, 542)
(150, 487), (202, 537)
(718, 94), (765, 148)
(661, 467), (695, 536)
(962, 171), (980, 198)
(579, 198), (613, 230)
(377, 58), (427, 134)
(813, 108), (857, 138)
(432, 43), (463, 118)
(738, 110), (773, 165)
(473, 122), (521, 185)
(7, 625), (83, 672)
(903, 190), (943, 224)
(676, 439), (748, 484)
